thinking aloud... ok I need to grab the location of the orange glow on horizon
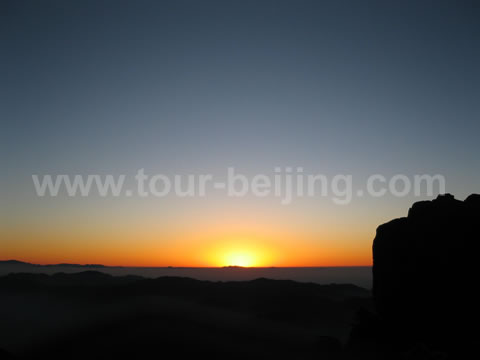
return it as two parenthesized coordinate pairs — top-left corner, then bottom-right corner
(1, 225), (373, 268)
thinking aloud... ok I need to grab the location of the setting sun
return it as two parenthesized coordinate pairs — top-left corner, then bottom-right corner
(224, 252), (255, 267)
(202, 236), (278, 268)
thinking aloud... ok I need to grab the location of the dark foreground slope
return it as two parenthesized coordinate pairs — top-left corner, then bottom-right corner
(348, 193), (479, 359)
(0, 272), (370, 360)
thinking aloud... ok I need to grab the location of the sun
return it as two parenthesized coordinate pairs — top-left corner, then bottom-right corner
(224, 252), (255, 267)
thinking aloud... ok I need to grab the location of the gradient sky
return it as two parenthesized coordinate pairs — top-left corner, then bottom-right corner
(2, 0), (479, 266)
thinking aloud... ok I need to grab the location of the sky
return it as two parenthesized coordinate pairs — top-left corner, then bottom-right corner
(1, 0), (479, 267)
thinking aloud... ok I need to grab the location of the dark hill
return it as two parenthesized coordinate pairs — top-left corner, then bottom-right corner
(0, 272), (371, 360)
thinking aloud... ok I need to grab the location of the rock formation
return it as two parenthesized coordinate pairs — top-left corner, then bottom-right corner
(372, 193), (479, 355)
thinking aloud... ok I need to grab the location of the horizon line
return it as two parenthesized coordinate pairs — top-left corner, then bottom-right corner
(0, 259), (372, 269)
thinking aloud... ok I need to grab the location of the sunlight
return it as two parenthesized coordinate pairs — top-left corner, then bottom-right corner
(224, 252), (255, 267)
(203, 235), (280, 268)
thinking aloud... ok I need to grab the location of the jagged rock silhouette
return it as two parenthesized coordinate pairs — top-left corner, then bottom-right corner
(372, 193), (479, 356)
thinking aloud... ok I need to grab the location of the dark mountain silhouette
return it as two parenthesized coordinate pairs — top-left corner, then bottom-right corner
(0, 260), (105, 268)
(0, 260), (29, 265)
(0, 261), (373, 288)
(0, 271), (369, 298)
(348, 193), (479, 359)
(0, 272), (370, 360)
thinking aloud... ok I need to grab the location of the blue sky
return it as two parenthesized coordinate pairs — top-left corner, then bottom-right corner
(2, 0), (479, 265)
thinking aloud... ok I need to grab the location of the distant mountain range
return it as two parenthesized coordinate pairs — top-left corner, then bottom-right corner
(0, 260), (373, 288)
(0, 260), (105, 268)
(0, 270), (370, 298)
